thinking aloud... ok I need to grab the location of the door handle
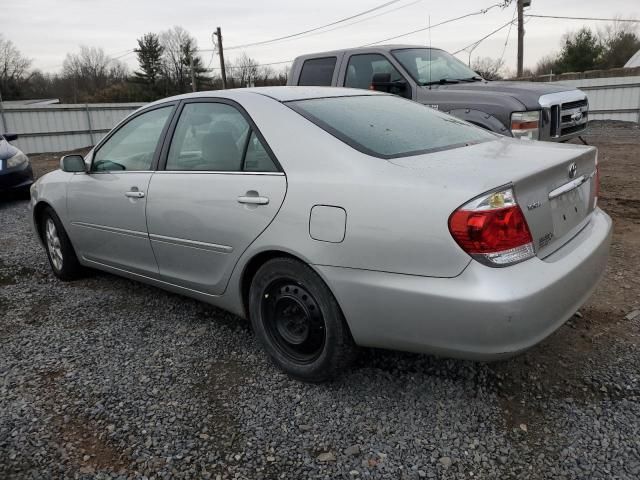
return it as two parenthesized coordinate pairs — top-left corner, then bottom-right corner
(237, 195), (269, 205)
(125, 191), (145, 198)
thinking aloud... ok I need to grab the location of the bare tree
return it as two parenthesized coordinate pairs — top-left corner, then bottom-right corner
(0, 35), (32, 99)
(256, 65), (274, 86)
(159, 26), (207, 93)
(534, 55), (558, 77)
(598, 20), (640, 68)
(471, 57), (505, 80)
(62, 46), (127, 100)
(233, 53), (259, 87)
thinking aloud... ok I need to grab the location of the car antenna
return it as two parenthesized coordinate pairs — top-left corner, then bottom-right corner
(428, 14), (432, 90)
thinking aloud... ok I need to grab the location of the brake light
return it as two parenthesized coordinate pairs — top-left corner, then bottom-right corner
(448, 187), (535, 267)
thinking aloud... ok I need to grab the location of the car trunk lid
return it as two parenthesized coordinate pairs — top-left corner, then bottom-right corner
(388, 138), (598, 260)
(511, 146), (597, 258)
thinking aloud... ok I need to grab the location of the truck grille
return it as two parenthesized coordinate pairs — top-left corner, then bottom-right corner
(550, 98), (588, 139)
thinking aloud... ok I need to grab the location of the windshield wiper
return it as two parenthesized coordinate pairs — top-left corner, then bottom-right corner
(457, 76), (484, 82)
(422, 78), (460, 86)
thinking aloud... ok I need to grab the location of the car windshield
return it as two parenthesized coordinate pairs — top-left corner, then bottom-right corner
(288, 95), (495, 159)
(392, 48), (480, 85)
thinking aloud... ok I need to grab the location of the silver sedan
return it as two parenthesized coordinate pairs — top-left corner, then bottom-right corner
(30, 87), (612, 381)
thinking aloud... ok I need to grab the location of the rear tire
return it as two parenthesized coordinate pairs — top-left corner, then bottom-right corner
(41, 206), (84, 281)
(249, 257), (355, 382)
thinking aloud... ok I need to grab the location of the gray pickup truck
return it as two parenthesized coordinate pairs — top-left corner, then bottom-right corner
(287, 45), (589, 142)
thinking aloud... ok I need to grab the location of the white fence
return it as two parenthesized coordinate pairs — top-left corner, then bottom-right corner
(0, 103), (145, 154)
(547, 75), (640, 123)
(1, 77), (639, 154)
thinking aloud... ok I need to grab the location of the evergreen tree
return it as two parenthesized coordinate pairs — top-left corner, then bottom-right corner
(133, 33), (164, 97)
(554, 28), (604, 74)
(180, 39), (209, 91)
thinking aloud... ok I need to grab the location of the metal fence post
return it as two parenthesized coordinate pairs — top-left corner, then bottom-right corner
(0, 87), (7, 133)
(85, 103), (95, 145)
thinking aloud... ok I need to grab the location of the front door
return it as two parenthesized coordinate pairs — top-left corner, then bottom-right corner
(67, 104), (175, 275)
(341, 52), (413, 99)
(145, 100), (287, 295)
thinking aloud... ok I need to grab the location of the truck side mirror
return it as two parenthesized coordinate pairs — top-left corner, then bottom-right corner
(60, 154), (87, 173)
(370, 73), (407, 94)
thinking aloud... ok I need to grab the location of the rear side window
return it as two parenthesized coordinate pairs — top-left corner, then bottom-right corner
(298, 57), (336, 86)
(166, 102), (279, 172)
(288, 95), (495, 159)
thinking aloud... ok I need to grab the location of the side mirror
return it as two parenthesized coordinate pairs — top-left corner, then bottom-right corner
(370, 73), (406, 93)
(60, 154), (87, 173)
(2, 133), (18, 142)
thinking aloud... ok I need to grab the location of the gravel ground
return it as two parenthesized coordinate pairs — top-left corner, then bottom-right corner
(1, 122), (639, 479)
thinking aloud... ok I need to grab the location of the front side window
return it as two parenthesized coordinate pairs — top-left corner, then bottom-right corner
(288, 95), (495, 159)
(92, 106), (173, 172)
(298, 57), (337, 86)
(392, 48), (480, 85)
(167, 102), (278, 172)
(344, 54), (410, 98)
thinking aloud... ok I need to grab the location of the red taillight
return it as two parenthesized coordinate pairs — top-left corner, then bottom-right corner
(448, 187), (535, 267)
(449, 206), (532, 253)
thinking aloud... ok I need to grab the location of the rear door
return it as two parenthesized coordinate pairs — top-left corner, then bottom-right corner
(145, 99), (286, 295)
(295, 55), (341, 86)
(67, 103), (175, 275)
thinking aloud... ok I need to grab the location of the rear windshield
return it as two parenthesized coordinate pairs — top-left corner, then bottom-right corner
(288, 95), (495, 159)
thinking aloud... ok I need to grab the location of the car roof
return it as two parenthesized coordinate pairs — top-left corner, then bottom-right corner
(146, 86), (382, 107)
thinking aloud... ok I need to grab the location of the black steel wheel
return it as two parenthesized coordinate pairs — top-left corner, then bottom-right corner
(249, 257), (355, 382)
(262, 280), (326, 363)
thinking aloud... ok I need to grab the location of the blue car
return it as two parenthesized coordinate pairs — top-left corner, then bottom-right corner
(0, 133), (33, 195)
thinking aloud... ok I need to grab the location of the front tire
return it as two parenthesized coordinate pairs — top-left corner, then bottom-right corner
(249, 257), (355, 382)
(41, 207), (83, 281)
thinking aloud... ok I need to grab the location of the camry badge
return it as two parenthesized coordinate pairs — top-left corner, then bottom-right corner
(568, 162), (578, 179)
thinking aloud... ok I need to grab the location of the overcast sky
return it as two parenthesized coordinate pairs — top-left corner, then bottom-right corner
(5, 0), (638, 75)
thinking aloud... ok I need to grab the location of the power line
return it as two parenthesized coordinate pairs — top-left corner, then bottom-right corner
(498, 3), (517, 67)
(224, 0), (404, 50)
(256, 0), (424, 45)
(360, 2), (508, 46)
(208, 59), (294, 72)
(40, 48), (137, 72)
(113, 50), (135, 60)
(452, 18), (518, 55)
(525, 14), (640, 23)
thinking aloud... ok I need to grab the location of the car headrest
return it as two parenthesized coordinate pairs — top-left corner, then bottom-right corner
(201, 132), (241, 171)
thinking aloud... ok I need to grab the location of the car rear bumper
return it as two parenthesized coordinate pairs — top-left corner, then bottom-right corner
(316, 208), (612, 360)
(0, 163), (34, 191)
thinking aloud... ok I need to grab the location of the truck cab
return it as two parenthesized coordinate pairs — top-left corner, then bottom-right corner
(288, 45), (589, 142)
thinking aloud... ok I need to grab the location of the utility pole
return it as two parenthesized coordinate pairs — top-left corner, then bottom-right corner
(215, 27), (228, 89)
(189, 55), (196, 92)
(517, 0), (531, 77)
